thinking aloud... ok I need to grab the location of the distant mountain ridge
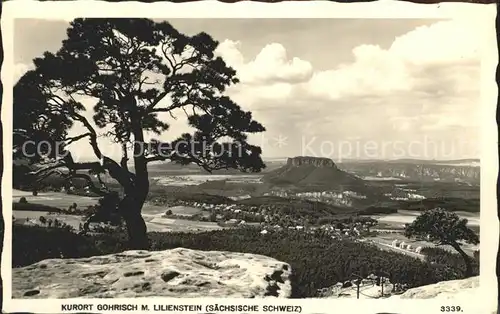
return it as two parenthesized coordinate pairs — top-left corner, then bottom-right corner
(142, 158), (480, 180)
(263, 157), (480, 164)
(387, 158), (479, 165)
(338, 161), (480, 183)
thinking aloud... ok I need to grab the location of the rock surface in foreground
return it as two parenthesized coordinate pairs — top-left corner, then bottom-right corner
(13, 248), (292, 298)
(321, 276), (481, 300)
(392, 276), (480, 299)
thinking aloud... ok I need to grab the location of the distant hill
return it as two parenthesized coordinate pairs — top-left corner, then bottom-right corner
(337, 160), (480, 183)
(146, 161), (279, 175)
(262, 156), (373, 194)
(389, 158), (479, 165)
(338, 158), (479, 165)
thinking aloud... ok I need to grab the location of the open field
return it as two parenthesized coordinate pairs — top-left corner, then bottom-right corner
(154, 174), (263, 186)
(12, 189), (221, 233)
(160, 205), (206, 217)
(144, 217), (223, 233)
(12, 190), (99, 209)
(12, 189), (207, 216)
(13, 209), (223, 234)
(374, 210), (480, 227)
(13, 212), (85, 229)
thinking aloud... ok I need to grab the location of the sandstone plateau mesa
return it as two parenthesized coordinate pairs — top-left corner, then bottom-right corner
(286, 157), (338, 168)
(263, 157), (367, 191)
(13, 248), (292, 298)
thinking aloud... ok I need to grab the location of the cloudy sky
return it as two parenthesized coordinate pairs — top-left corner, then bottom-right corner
(13, 18), (481, 161)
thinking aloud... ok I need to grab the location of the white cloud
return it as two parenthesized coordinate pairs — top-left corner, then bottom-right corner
(215, 40), (245, 67)
(216, 40), (313, 85)
(306, 45), (412, 99)
(303, 19), (480, 101)
(210, 18), (481, 159)
(389, 20), (479, 65)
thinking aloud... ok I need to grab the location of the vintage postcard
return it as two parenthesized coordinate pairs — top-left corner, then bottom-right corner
(1, 1), (498, 314)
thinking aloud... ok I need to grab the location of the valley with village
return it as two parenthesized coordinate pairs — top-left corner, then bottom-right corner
(11, 156), (481, 299)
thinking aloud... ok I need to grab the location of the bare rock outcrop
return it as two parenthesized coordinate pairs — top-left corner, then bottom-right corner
(12, 248), (292, 298)
(320, 276), (483, 301)
(391, 276), (480, 299)
(286, 156), (337, 168)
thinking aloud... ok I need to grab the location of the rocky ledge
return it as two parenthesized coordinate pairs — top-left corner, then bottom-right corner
(320, 276), (481, 300)
(392, 276), (480, 299)
(12, 248), (292, 298)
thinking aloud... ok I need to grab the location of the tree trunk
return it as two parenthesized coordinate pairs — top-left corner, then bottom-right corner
(452, 243), (474, 278)
(123, 209), (149, 250)
(119, 194), (149, 250)
(125, 105), (150, 250)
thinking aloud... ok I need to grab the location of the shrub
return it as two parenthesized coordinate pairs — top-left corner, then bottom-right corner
(91, 223), (125, 234)
(209, 213), (217, 222)
(19, 197), (28, 204)
(12, 225), (101, 265)
(165, 209), (173, 216)
(420, 246), (479, 277)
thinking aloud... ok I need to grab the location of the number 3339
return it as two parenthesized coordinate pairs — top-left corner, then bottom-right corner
(441, 306), (462, 312)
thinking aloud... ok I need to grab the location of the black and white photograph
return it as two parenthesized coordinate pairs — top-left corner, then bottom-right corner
(1, 2), (498, 313)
